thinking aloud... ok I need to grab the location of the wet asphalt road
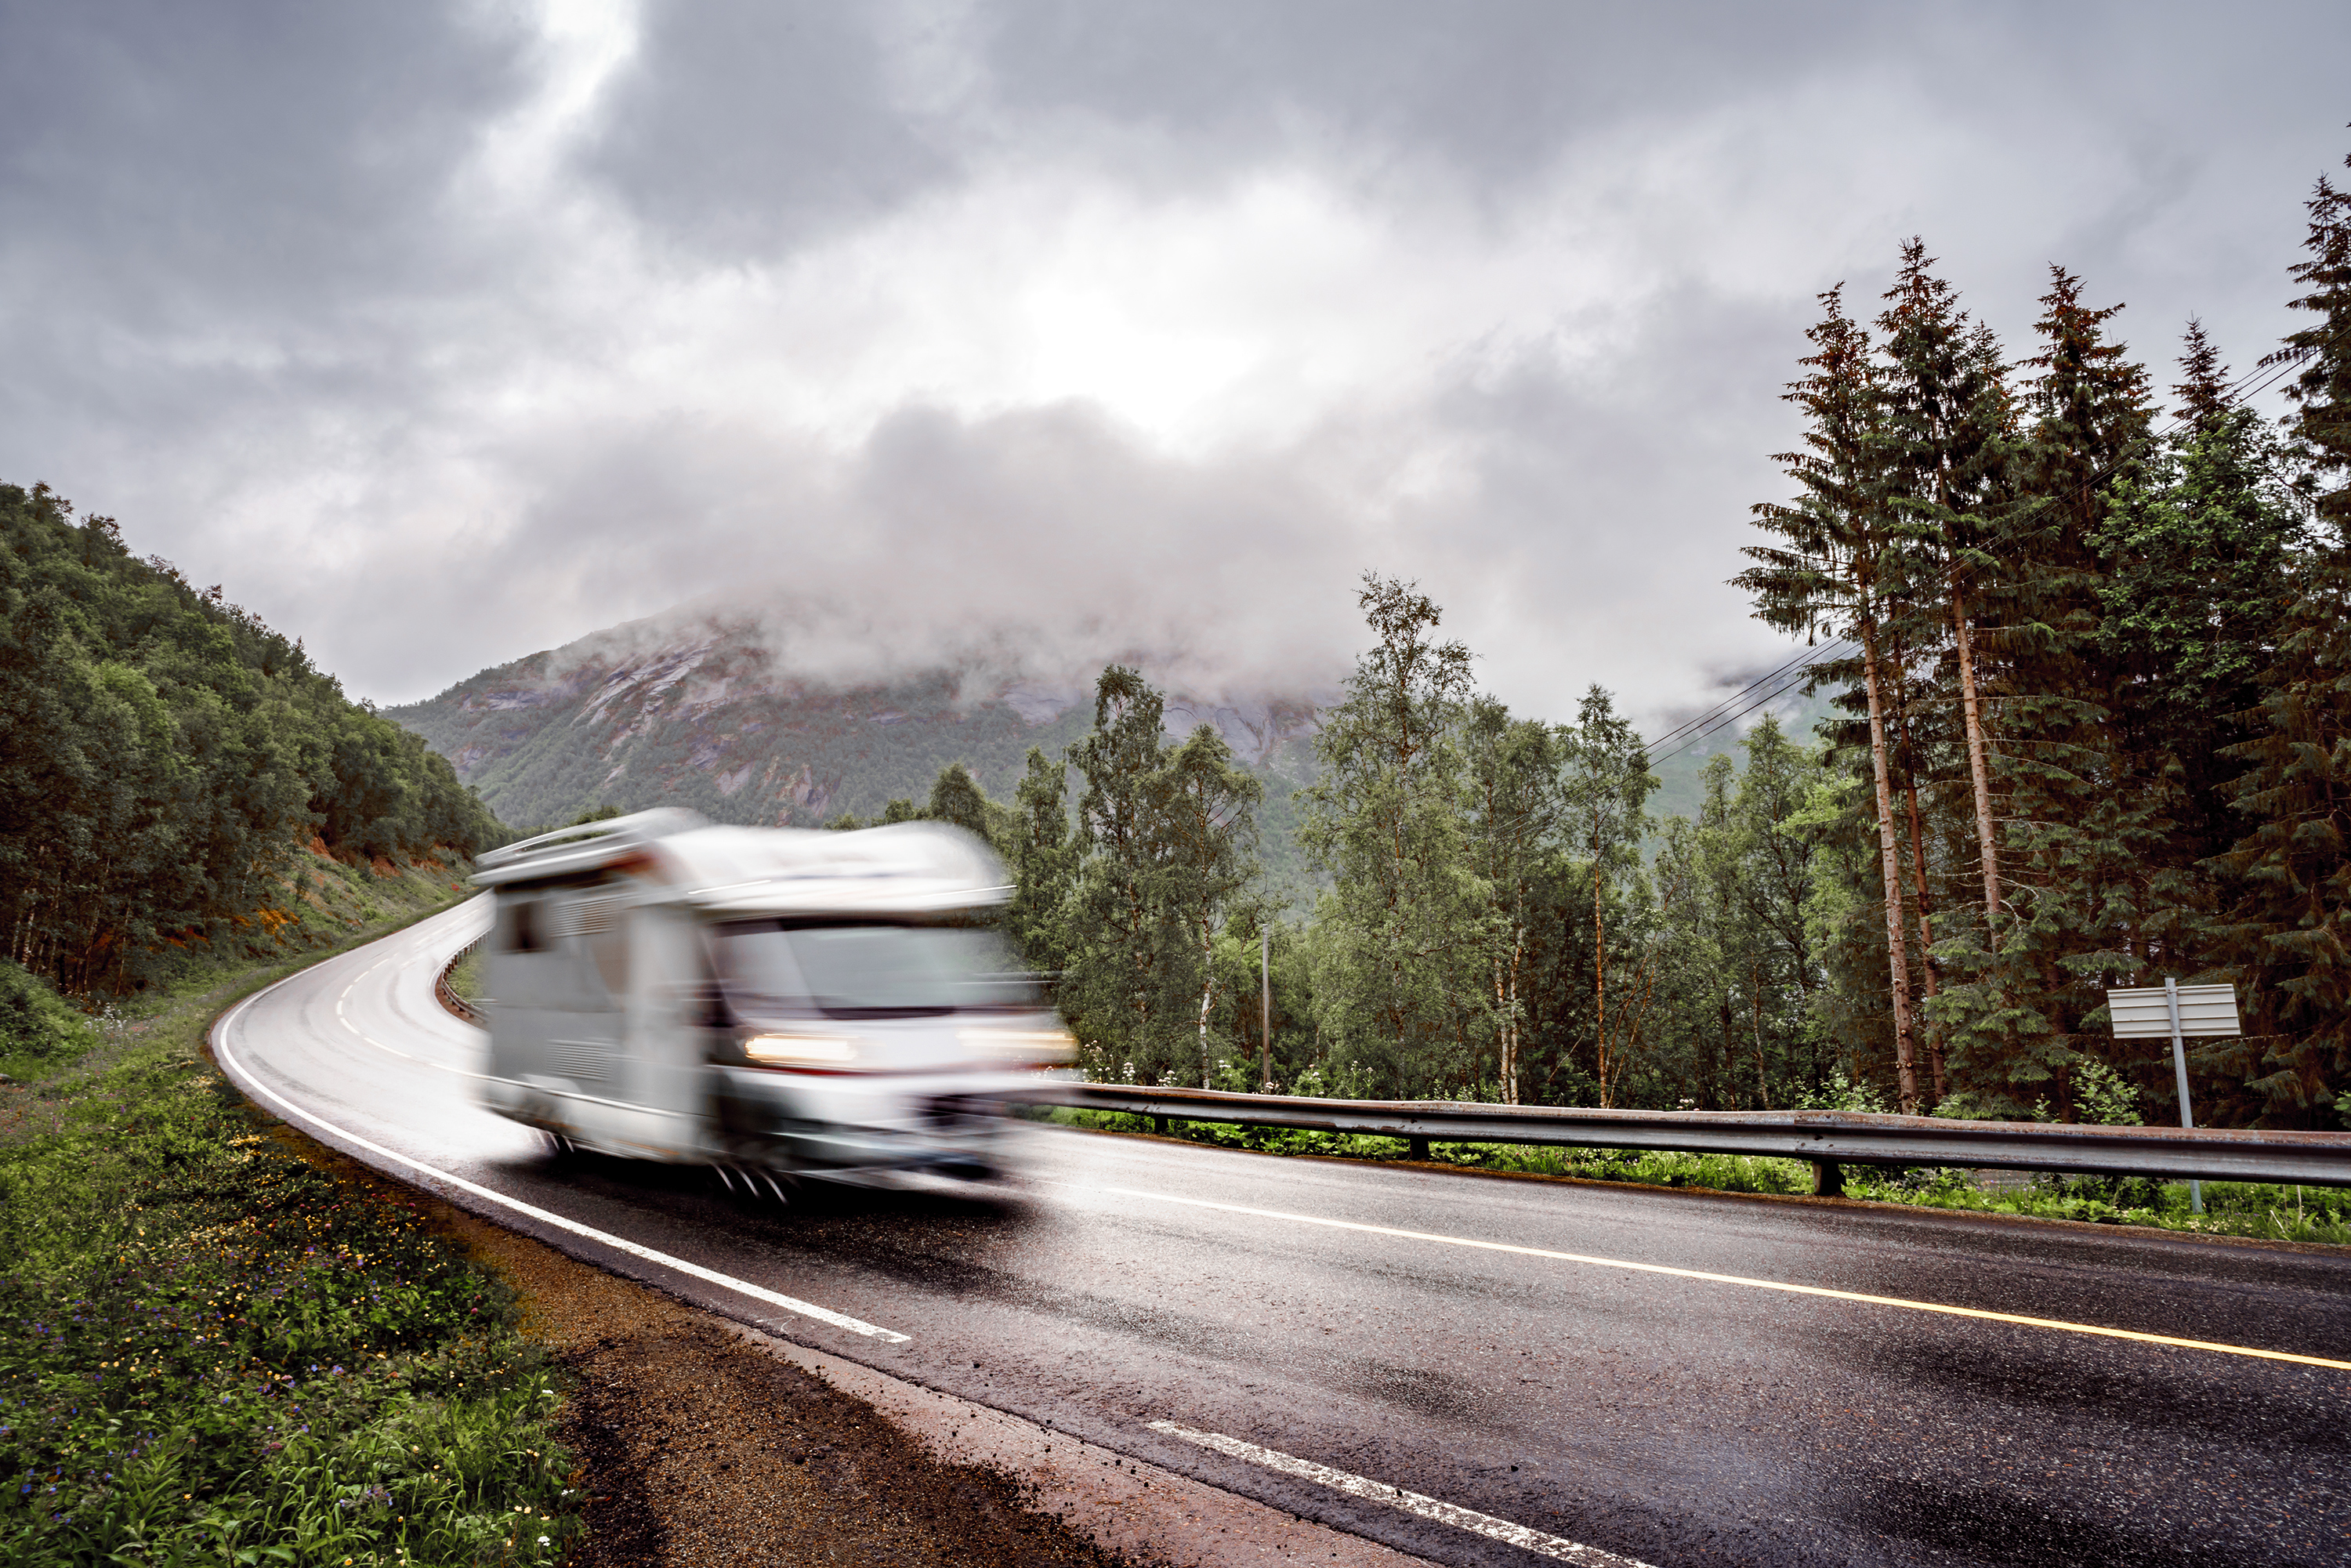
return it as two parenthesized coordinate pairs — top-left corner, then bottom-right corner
(213, 900), (2351, 1568)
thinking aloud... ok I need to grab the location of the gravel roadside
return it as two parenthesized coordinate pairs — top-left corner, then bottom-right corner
(441, 1204), (1143, 1567)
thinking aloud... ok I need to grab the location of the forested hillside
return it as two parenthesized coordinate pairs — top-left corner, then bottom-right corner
(912, 147), (2351, 1133)
(0, 483), (500, 998)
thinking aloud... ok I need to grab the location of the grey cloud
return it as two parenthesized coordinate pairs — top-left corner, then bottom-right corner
(970, 0), (1900, 182)
(581, 2), (956, 255)
(2, 1), (2349, 738)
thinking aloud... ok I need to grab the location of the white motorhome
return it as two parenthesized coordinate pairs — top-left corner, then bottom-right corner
(469, 809), (1071, 1186)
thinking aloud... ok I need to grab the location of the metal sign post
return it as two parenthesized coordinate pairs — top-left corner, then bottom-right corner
(2164, 980), (2200, 1215)
(2106, 980), (2244, 1216)
(1260, 928), (1273, 1094)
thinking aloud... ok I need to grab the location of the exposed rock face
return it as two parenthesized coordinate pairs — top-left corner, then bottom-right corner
(386, 612), (1325, 832)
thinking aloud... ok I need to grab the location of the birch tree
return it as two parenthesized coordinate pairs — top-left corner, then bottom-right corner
(1159, 723), (1262, 1086)
(1299, 574), (1480, 1094)
(1559, 687), (1659, 1106)
(1462, 696), (1559, 1103)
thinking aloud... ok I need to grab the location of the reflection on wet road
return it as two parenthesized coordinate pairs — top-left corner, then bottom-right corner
(217, 900), (2351, 1567)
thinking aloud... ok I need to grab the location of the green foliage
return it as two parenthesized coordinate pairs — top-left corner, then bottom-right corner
(1059, 668), (1262, 1086)
(2204, 158), (2351, 1128)
(1298, 576), (1480, 1094)
(1002, 749), (1078, 975)
(0, 962), (100, 1072)
(0, 484), (501, 997)
(1710, 148), (2351, 1128)
(0, 940), (573, 1566)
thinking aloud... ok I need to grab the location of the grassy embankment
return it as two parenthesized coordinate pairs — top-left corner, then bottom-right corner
(0, 849), (579, 1566)
(443, 949), (484, 1009)
(1041, 1110), (2351, 1246)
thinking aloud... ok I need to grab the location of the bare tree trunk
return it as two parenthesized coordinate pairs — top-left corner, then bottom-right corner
(1197, 911), (1217, 1088)
(1750, 962), (1771, 1110)
(1888, 645), (1947, 1104)
(1259, 928), (1272, 1093)
(1894, 689), (1949, 1105)
(1860, 614), (1920, 1113)
(1592, 850), (1609, 1109)
(1903, 777), (1948, 1104)
(1951, 581), (2001, 931)
(1717, 998), (1734, 1109)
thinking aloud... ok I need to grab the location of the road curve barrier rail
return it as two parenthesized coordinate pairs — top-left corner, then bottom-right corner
(1015, 1082), (2351, 1190)
(435, 940), (483, 1026)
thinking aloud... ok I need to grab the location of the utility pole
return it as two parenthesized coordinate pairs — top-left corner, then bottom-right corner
(1260, 926), (1273, 1093)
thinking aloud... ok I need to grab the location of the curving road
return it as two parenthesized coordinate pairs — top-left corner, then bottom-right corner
(215, 900), (2351, 1568)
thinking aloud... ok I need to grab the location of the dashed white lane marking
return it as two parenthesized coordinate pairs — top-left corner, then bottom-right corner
(213, 940), (911, 1345)
(1149, 1421), (1654, 1566)
(1088, 1186), (2351, 1373)
(333, 950), (485, 1079)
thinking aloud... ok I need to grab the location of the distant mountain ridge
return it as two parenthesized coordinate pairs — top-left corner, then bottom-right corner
(384, 611), (1329, 836)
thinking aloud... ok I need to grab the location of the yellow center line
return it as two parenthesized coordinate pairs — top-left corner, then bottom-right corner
(1085, 1184), (2351, 1372)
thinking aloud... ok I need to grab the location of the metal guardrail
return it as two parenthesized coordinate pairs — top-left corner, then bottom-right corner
(435, 940), (483, 1026)
(1019, 1082), (2351, 1192)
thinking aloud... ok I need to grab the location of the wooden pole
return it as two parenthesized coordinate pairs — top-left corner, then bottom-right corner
(1260, 927), (1273, 1092)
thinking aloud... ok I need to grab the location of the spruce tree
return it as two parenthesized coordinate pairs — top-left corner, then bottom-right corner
(1736, 287), (1926, 1109)
(2209, 153), (2351, 1125)
(1988, 268), (2165, 1116)
(2097, 324), (2302, 935)
(1876, 241), (2013, 954)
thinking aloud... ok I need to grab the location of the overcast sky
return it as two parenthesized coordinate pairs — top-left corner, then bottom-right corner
(2, 2), (2345, 724)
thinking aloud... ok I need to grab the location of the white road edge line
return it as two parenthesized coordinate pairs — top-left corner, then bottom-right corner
(210, 946), (911, 1345)
(1085, 1185), (2351, 1372)
(1147, 1421), (1655, 1568)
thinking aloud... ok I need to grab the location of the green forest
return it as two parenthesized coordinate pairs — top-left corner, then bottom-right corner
(0, 483), (501, 1006)
(915, 150), (2351, 1132)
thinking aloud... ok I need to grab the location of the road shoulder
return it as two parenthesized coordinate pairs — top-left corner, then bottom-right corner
(448, 1204), (1433, 1567)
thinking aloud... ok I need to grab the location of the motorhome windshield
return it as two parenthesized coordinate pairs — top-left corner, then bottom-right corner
(715, 921), (1036, 1018)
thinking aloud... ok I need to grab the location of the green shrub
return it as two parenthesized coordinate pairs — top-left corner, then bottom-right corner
(0, 961), (99, 1070)
(0, 991), (575, 1564)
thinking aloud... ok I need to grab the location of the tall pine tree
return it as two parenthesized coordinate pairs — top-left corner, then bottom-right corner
(1737, 288), (1927, 1108)
(2210, 151), (2351, 1126)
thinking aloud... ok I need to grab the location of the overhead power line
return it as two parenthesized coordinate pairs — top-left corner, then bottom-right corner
(1642, 640), (1852, 762)
(1643, 642), (1842, 752)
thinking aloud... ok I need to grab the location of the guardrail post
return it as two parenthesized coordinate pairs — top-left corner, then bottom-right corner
(1812, 1160), (1844, 1197)
(1407, 1135), (1429, 1161)
(1151, 1114), (1170, 1135)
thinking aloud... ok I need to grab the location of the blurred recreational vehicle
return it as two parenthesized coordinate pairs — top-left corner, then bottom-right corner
(469, 809), (1073, 1190)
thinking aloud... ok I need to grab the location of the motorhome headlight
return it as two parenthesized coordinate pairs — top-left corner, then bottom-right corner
(741, 1033), (860, 1068)
(958, 1027), (1078, 1066)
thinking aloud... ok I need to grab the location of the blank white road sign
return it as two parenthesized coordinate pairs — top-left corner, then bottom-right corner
(2106, 984), (2243, 1039)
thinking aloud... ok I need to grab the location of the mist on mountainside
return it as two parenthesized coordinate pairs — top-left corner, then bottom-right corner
(382, 603), (1333, 866)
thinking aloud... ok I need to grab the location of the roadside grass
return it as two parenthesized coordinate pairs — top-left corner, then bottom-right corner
(0, 871), (579, 1566)
(444, 950), (483, 1008)
(1042, 1109), (2351, 1247)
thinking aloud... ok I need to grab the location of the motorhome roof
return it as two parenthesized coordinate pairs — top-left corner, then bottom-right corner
(471, 809), (1010, 915)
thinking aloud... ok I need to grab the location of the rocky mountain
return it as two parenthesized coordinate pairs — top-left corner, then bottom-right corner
(383, 612), (1329, 842)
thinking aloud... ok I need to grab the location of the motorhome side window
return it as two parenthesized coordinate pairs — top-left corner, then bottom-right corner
(501, 896), (545, 953)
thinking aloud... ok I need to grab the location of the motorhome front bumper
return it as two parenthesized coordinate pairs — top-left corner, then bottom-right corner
(713, 1069), (1008, 1175)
